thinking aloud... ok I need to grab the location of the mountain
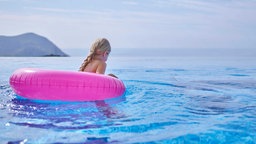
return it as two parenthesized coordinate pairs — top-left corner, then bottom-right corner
(0, 33), (68, 57)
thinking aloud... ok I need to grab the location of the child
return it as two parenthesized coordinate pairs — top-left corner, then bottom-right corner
(79, 38), (118, 78)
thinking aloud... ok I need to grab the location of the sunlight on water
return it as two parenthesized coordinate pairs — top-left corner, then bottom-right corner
(1, 56), (256, 143)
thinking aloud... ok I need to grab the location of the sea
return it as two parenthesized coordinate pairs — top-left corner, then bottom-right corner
(0, 50), (256, 143)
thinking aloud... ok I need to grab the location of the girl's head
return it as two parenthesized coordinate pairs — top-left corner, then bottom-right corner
(90, 38), (111, 57)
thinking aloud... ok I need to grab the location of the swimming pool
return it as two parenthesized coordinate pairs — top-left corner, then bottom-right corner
(1, 57), (256, 143)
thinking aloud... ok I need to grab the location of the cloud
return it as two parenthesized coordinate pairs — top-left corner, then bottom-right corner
(0, 0), (255, 49)
(122, 0), (138, 6)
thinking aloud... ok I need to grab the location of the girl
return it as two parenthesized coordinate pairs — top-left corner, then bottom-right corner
(79, 38), (117, 78)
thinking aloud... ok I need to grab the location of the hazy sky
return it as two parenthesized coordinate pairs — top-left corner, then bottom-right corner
(0, 0), (256, 50)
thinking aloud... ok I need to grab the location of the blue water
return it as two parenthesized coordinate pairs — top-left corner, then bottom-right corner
(1, 56), (256, 143)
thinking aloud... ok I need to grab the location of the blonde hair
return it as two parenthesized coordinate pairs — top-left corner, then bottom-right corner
(79, 38), (111, 71)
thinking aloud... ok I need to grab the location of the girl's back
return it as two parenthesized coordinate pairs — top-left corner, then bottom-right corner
(82, 59), (106, 74)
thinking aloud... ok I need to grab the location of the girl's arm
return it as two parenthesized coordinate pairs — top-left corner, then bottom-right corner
(108, 73), (118, 78)
(96, 62), (106, 74)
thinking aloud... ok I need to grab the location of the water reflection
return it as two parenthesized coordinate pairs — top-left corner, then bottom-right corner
(8, 95), (126, 130)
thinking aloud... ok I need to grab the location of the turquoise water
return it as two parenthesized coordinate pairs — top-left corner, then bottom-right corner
(1, 56), (256, 143)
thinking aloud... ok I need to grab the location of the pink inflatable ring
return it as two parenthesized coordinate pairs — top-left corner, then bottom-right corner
(9, 68), (125, 101)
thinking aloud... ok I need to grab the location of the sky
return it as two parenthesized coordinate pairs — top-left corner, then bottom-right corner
(0, 0), (256, 51)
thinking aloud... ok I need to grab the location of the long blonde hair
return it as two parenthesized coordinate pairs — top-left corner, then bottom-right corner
(79, 38), (111, 71)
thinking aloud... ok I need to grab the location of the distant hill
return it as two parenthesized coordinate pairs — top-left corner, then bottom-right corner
(0, 33), (68, 57)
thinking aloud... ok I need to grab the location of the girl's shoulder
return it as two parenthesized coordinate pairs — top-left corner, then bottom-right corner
(93, 59), (106, 66)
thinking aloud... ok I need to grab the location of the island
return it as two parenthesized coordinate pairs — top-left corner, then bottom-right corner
(0, 33), (68, 57)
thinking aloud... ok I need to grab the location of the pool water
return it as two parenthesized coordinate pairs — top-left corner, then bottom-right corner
(1, 57), (256, 143)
